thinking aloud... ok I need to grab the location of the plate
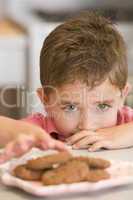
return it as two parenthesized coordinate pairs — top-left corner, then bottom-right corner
(0, 148), (133, 197)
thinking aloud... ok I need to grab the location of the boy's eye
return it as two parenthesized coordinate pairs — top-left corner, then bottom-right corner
(97, 103), (111, 111)
(62, 104), (78, 112)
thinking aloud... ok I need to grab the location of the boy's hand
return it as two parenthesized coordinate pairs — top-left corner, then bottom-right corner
(0, 131), (67, 164)
(66, 123), (133, 151)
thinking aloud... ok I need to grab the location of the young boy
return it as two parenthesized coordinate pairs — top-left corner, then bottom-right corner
(0, 11), (133, 163)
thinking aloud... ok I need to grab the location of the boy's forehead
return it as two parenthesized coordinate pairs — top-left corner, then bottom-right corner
(55, 80), (121, 103)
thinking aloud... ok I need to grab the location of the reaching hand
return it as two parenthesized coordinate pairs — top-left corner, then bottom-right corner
(0, 131), (68, 164)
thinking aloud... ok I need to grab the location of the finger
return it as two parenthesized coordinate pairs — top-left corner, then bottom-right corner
(13, 140), (34, 157)
(36, 133), (57, 149)
(37, 131), (55, 143)
(39, 135), (69, 152)
(72, 135), (101, 149)
(1, 135), (34, 161)
(46, 138), (69, 151)
(88, 141), (110, 152)
(52, 140), (69, 151)
(0, 142), (17, 164)
(66, 130), (95, 145)
(12, 135), (35, 156)
(0, 151), (12, 164)
(72, 144), (90, 150)
(2, 142), (17, 157)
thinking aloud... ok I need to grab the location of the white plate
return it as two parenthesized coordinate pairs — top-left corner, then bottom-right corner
(0, 148), (133, 197)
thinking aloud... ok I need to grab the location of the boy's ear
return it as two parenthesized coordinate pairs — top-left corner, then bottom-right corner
(36, 88), (48, 104)
(122, 82), (132, 98)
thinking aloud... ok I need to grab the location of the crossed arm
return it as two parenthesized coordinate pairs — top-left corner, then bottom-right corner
(67, 122), (133, 151)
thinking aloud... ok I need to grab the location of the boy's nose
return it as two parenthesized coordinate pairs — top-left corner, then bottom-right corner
(78, 112), (96, 131)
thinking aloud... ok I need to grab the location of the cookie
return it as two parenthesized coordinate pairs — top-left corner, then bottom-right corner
(42, 159), (89, 185)
(73, 156), (110, 169)
(26, 152), (72, 170)
(13, 164), (43, 181)
(87, 169), (110, 182)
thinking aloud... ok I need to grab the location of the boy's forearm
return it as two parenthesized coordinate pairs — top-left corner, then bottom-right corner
(111, 122), (133, 136)
(99, 122), (133, 133)
(118, 122), (133, 137)
(0, 116), (42, 146)
(0, 116), (17, 144)
(98, 122), (133, 146)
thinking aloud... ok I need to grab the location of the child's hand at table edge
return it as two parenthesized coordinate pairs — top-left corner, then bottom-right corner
(66, 122), (133, 151)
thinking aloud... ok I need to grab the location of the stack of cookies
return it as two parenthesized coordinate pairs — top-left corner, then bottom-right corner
(13, 152), (111, 185)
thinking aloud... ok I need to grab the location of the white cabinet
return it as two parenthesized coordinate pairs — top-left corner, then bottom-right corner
(0, 21), (27, 85)
(0, 20), (27, 118)
(117, 22), (133, 75)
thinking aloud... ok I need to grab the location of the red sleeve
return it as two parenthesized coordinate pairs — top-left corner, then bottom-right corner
(22, 113), (46, 129)
(117, 106), (133, 125)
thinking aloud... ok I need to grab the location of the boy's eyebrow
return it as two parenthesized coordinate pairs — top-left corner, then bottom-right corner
(94, 99), (114, 104)
(60, 100), (80, 105)
(60, 99), (114, 105)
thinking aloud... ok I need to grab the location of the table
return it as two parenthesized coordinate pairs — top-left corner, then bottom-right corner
(0, 148), (133, 200)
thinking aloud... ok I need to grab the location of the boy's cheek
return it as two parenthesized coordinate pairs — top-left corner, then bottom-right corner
(96, 114), (117, 129)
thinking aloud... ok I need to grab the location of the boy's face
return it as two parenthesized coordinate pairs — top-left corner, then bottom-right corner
(38, 79), (128, 138)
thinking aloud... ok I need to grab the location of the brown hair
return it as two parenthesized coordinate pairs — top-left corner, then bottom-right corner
(40, 11), (128, 94)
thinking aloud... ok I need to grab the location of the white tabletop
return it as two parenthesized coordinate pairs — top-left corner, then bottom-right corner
(0, 148), (133, 200)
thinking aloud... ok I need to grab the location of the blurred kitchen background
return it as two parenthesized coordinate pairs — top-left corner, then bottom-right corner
(0, 0), (133, 119)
